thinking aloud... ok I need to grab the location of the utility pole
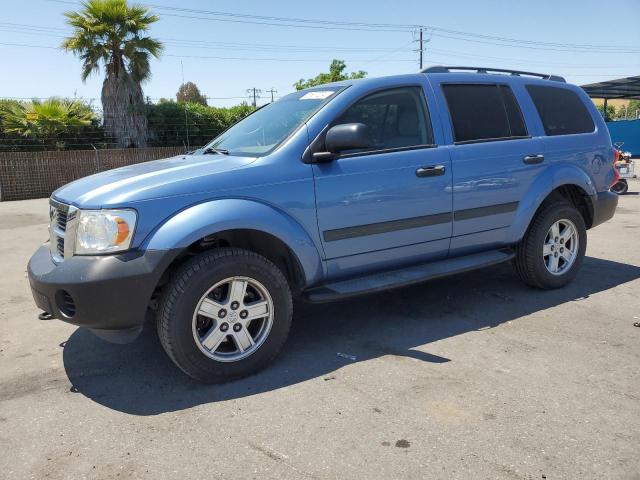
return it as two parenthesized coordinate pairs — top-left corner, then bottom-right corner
(266, 88), (277, 103)
(181, 60), (190, 149)
(414, 27), (429, 70)
(246, 88), (262, 107)
(419, 28), (423, 70)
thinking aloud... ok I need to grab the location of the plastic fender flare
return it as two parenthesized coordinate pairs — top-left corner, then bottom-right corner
(507, 164), (596, 244)
(144, 199), (324, 286)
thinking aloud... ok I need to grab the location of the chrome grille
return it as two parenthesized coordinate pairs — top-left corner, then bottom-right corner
(56, 210), (67, 231)
(56, 237), (65, 257)
(49, 199), (76, 263)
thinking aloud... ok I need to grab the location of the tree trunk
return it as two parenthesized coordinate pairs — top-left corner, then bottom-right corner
(101, 72), (148, 148)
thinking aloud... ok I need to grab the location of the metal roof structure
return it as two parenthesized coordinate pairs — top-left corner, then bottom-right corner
(581, 76), (640, 100)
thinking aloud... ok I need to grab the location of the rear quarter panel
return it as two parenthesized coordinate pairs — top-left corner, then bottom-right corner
(507, 80), (614, 243)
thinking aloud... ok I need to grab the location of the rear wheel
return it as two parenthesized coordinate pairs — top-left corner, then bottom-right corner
(514, 202), (587, 289)
(158, 248), (292, 382)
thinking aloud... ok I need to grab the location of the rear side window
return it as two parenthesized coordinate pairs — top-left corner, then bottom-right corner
(442, 84), (528, 143)
(526, 85), (595, 136)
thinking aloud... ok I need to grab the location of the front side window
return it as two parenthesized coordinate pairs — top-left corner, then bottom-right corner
(526, 85), (595, 136)
(203, 88), (342, 156)
(442, 84), (528, 143)
(333, 87), (433, 151)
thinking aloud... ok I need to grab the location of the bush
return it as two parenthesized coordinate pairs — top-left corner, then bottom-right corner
(0, 98), (105, 151)
(0, 97), (255, 151)
(145, 101), (254, 148)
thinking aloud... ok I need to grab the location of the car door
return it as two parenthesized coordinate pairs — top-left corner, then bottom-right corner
(434, 80), (546, 254)
(312, 85), (453, 277)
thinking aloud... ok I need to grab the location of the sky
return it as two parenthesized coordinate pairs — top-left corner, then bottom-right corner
(1, 0), (639, 108)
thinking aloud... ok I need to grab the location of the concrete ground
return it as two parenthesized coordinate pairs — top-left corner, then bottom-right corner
(1, 182), (639, 480)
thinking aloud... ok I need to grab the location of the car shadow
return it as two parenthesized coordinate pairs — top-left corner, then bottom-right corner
(62, 256), (640, 415)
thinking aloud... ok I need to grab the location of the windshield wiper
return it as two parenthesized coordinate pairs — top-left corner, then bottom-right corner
(202, 147), (229, 155)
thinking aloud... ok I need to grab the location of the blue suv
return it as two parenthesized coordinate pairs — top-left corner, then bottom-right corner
(28, 66), (618, 382)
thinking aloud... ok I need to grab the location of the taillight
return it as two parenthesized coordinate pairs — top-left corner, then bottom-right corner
(611, 148), (620, 187)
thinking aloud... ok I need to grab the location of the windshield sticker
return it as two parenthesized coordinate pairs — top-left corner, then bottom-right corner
(300, 91), (335, 100)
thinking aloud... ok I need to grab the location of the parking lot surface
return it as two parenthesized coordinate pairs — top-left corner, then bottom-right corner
(1, 183), (639, 479)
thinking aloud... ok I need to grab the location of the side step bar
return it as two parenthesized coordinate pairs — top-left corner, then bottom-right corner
(304, 249), (515, 303)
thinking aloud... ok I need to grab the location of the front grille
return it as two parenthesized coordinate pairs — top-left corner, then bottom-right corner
(56, 210), (67, 232)
(56, 237), (65, 257)
(49, 199), (71, 262)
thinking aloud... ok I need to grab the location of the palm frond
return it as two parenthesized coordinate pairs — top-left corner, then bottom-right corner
(61, 0), (162, 82)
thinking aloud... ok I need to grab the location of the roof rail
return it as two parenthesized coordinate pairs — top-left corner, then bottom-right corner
(422, 66), (566, 83)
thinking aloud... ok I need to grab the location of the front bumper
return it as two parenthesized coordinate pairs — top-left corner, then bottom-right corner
(591, 190), (618, 228)
(28, 244), (176, 342)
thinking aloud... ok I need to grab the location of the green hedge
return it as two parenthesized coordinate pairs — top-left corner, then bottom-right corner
(0, 98), (254, 152)
(145, 101), (254, 148)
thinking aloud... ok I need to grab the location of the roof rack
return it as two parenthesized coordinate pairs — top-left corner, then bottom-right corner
(422, 66), (566, 83)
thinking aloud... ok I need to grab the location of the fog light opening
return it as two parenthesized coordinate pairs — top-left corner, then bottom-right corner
(55, 290), (76, 318)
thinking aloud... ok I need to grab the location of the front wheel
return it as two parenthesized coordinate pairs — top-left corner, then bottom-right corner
(157, 248), (292, 382)
(514, 202), (587, 289)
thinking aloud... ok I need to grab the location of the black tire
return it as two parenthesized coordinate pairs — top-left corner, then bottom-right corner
(611, 180), (628, 195)
(157, 248), (292, 383)
(514, 201), (587, 289)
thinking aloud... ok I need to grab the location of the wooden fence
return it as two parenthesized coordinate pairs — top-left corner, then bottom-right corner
(0, 146), (188, 201)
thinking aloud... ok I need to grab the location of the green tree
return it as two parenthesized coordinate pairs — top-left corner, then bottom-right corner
(596, 103), (616, 120)
(177, 82), (208, 105)
(294, 60), (367, 90)
(145, 101), (254, 147)
(0, 98), (98, 150)
(625, 100), (640, 119)
(62, 0), (163, 147)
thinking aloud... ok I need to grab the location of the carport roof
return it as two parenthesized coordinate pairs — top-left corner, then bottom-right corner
(581, 76), (640, 100)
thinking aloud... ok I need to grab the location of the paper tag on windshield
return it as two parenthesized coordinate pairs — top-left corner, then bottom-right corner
(300, 91), (334, 100)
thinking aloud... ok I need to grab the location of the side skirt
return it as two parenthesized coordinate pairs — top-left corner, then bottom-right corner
(304, 248), (515, 303)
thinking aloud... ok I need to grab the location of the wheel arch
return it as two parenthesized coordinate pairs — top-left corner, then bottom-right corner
(508, 164), (597, 244)
(144, 199), (324, 291)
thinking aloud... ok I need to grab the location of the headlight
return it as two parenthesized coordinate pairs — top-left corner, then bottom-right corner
(75, 209), (137, 254)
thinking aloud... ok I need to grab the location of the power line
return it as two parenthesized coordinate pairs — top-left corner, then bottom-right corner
(425, 47), (640, 69)
(0, 22), (416, 53)
(0, 40), (415, 63)
(98, 2), (640, 52)
(164, 53), (414, 63)
(0, 41), (58, 49)
(5, 18), (639, 66)
(0, 42), (636, 79)
(39, 0), (640, 53)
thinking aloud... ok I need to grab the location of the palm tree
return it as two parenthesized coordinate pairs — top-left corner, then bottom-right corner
(62, 0), (162, 147)
(0, 98), (96, 150)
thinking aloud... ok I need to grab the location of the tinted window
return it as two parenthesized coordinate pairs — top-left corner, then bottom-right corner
(204, 87), (341, 156)
(526, 85), (595, 136)
(334, 87), (433, 151)
(442, 84), (528, 143)
(499, 85), (527, 137)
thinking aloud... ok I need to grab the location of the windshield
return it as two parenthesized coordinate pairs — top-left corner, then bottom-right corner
(202, 87), (343, 156)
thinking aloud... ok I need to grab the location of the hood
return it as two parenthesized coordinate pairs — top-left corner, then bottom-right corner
(53, 153), (257, 208)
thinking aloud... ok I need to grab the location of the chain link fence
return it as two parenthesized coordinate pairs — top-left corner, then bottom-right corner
(0, 146), (189, 201)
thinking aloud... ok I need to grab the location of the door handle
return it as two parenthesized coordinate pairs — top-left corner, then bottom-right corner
(523, 154), (544, 165)
(416, 165), (446, 177)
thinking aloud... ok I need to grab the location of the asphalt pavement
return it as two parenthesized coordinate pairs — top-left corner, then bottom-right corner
(1, 182), (639, 479)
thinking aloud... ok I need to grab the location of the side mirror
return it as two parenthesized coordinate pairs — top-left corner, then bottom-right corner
(309, 123), (373, 163)
(325, 123), (372, 153)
